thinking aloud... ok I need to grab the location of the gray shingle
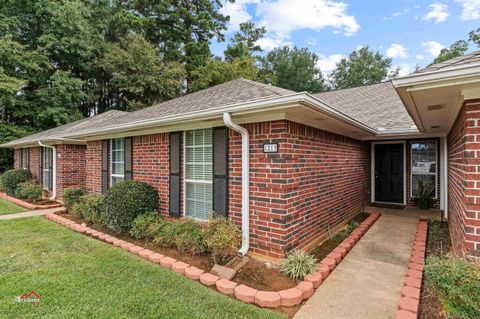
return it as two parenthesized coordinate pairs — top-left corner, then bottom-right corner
(314, 81), (417, 132)
(415, 50), (480, 74)
(1, 110), (128, 147)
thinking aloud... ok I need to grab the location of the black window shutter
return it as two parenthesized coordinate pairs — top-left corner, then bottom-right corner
(124, 137), (133, 180)
(48, 149), (53, 190)
(38, 147), (43, 182)
(169, 132), (181, 217)
(102, 140), (109, 194)
(213, 127), (229, 217)
(26, 148), (30, 170)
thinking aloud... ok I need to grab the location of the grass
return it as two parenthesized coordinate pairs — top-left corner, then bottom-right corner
(0, 198), (26, 215)
(0, 217), (285, 319)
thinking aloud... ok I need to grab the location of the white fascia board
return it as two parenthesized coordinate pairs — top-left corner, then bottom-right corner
(63, 92), (378, 139)
(392, 64), (480, 88)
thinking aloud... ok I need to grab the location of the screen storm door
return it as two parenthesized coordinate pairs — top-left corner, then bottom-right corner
(374, 143), (404, 204)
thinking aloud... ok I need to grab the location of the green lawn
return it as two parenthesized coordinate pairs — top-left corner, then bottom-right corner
(0, 217), (284, 319)
(0, 198), (26, 215)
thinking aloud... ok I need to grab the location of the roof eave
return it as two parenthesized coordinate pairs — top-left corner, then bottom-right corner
(392, 63), (480, 87)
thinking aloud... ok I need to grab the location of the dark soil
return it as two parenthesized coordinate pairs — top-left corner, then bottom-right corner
(233, 259), (297, 291)
(310, 212), (369, 260)
(418, 220), (451, 319)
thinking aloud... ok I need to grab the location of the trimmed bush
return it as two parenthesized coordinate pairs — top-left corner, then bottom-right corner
(103, 180), (158, 233)
(175, 219), (208, 255)
(280, 250), (317, 280)
(153, 221), (178, 248)
(130, 212), (164, 240)
(63, 187), (85, 211)
(72, 194), (105, 224)
(204, 215), (239, 264)
(424, 257), (480, 318)
(14, 180), (42, 202)
(0, 169), (32, 196)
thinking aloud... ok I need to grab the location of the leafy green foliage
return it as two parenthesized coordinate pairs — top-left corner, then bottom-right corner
(0, 169), (32, 196)
(224, 22), (266, 62)
(103, 180), (158, 233)
(330, 46), (393, 90)
(414, 180), (435, 208)
(204, 215), (239, 264)
(332, 220), (359, 242)
(71, 194), (105, 224)
(280, 250), (317, 280)
(62, 187), (85, 211)
(153, 221), (179, 248)
(425, 257), (480, 318)
(0, 124), (31, 172)
(260, 46), (327, 93)
(174, 219), (208, 255)
(14, 180), (42, 202)
(130, 212), (164, 240)
(434, 40), (469, 64)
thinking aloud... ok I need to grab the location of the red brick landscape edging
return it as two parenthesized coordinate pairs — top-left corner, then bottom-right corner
(0, 192), (62, 210)
(395, 218), (428, 319)
(44, 211), (381, 309)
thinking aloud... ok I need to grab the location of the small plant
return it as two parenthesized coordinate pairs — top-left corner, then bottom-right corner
(280, 250), (318, 280)
(175, 219), (208, 255)
(103, 180), (158, 233)
(153, 221), (179, 248)
(332, 220), (359, 242)
(63, 187), (85, 211)
(0, 169), (32, 196)
(72, 194), (105, 224)
(414, 180), (435, 210)
(14, 180), (42, 202)
(204, 215), (239, 264)
(130, 212), (164, 240)
(424, 257), (480, 318)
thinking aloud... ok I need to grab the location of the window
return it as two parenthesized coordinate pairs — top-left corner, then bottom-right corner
(43, 148), (52, 190)
(411, 141), (437, 198)
(184, 129), (213, 220)
(110, 138), (125, 186)
(21, 149), (29, 170)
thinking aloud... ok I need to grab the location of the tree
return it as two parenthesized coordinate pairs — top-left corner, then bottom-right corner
(469, 28), (480, 47)
(224, 22), (266, 61)
(259, 46), (327, 93)
(330, 47), (392, 89)
(434, 40), (469, 64)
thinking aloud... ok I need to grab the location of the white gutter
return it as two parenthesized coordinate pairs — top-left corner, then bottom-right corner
(223, 112), (250, 256)
(38, 141), (57, 200)
(392, 64), (480, 87)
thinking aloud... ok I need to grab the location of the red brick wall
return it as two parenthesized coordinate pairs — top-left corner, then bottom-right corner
(29, 147), (41, 181)
(448, 101), (480, 260)
(229, 120), (370, 258)
(13, 149), (20, 169)
(56, 144), (86, 198)
(86, 141), (103, 194)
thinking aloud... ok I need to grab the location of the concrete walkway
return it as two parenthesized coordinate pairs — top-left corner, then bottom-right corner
(294, 210), (420, 319)
(0, 207), (65, 220)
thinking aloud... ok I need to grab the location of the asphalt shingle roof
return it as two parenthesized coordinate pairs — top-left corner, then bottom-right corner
(313, 81), (417, 132)
(415, 50), (480, 74)
(1, 110), (128, 147)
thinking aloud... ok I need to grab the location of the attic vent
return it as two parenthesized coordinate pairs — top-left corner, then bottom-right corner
(428, 104), (444, 111)
(431, 125), (441, 129)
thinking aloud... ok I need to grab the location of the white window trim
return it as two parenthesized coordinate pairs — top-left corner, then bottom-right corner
(110, 138), (125, 186)
(371, 141), (407, 205)
(183, 129), (213, 220)
(410, 140), (438, 199)
(21, 150), (28, 170)
(43, 148), (51, 190)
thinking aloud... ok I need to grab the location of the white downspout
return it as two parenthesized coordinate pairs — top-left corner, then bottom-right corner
(223, 112), (250, 256)
(38, 141), (57, 200)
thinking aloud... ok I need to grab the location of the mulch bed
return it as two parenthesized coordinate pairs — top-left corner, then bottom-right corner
(418, 220), (451, 319)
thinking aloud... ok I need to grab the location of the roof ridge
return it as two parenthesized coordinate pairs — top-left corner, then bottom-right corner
(314, 81), (392, 96)
(233, 77), (294, 95)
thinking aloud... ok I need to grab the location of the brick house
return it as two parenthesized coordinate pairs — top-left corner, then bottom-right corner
(3, 52), (480, 261)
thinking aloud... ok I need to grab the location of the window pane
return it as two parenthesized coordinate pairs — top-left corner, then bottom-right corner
(411, 141), (437, 198)
(112, 176), (124, 186)
(111, 138), (125, 179)
(412, 175), (435, 197)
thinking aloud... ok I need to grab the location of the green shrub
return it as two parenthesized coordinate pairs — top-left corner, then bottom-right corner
(0, 169), (32, 196)
(130, 212), (164, 240)
(175, 219), (208, 255)
(280, 250), (318, 280)
(204, 215), (239, 264)
(14, 180), (42, 202)
(63, 187), (85, 211)
(332, 220), (359, 242)
(153, 221), (178, 248)
(425, 257), (480, 318)
(72, 194), (105, 224)
(103, 180), (158, 233)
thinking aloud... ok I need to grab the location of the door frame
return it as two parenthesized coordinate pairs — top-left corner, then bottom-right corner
(371, 141), (406, 205)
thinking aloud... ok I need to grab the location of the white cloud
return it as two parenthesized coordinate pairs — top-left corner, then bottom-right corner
(256, 33), (292, 51)
(416, 54), (425, 60)
(422, 3), (449, 23)
(386, 44), (408, 58)
(382, 8), (410, 21)
(455, 0), (480, 20)
(316, 54), (344, 74)
(422, 41), (445, 57)
(393, 63), (412, 76)
(222, 0), (359, 50)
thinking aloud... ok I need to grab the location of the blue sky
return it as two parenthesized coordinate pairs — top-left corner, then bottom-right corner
(211, 0), (480, 76)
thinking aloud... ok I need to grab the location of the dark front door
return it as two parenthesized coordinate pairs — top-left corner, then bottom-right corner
(374, 143), (404, 204)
